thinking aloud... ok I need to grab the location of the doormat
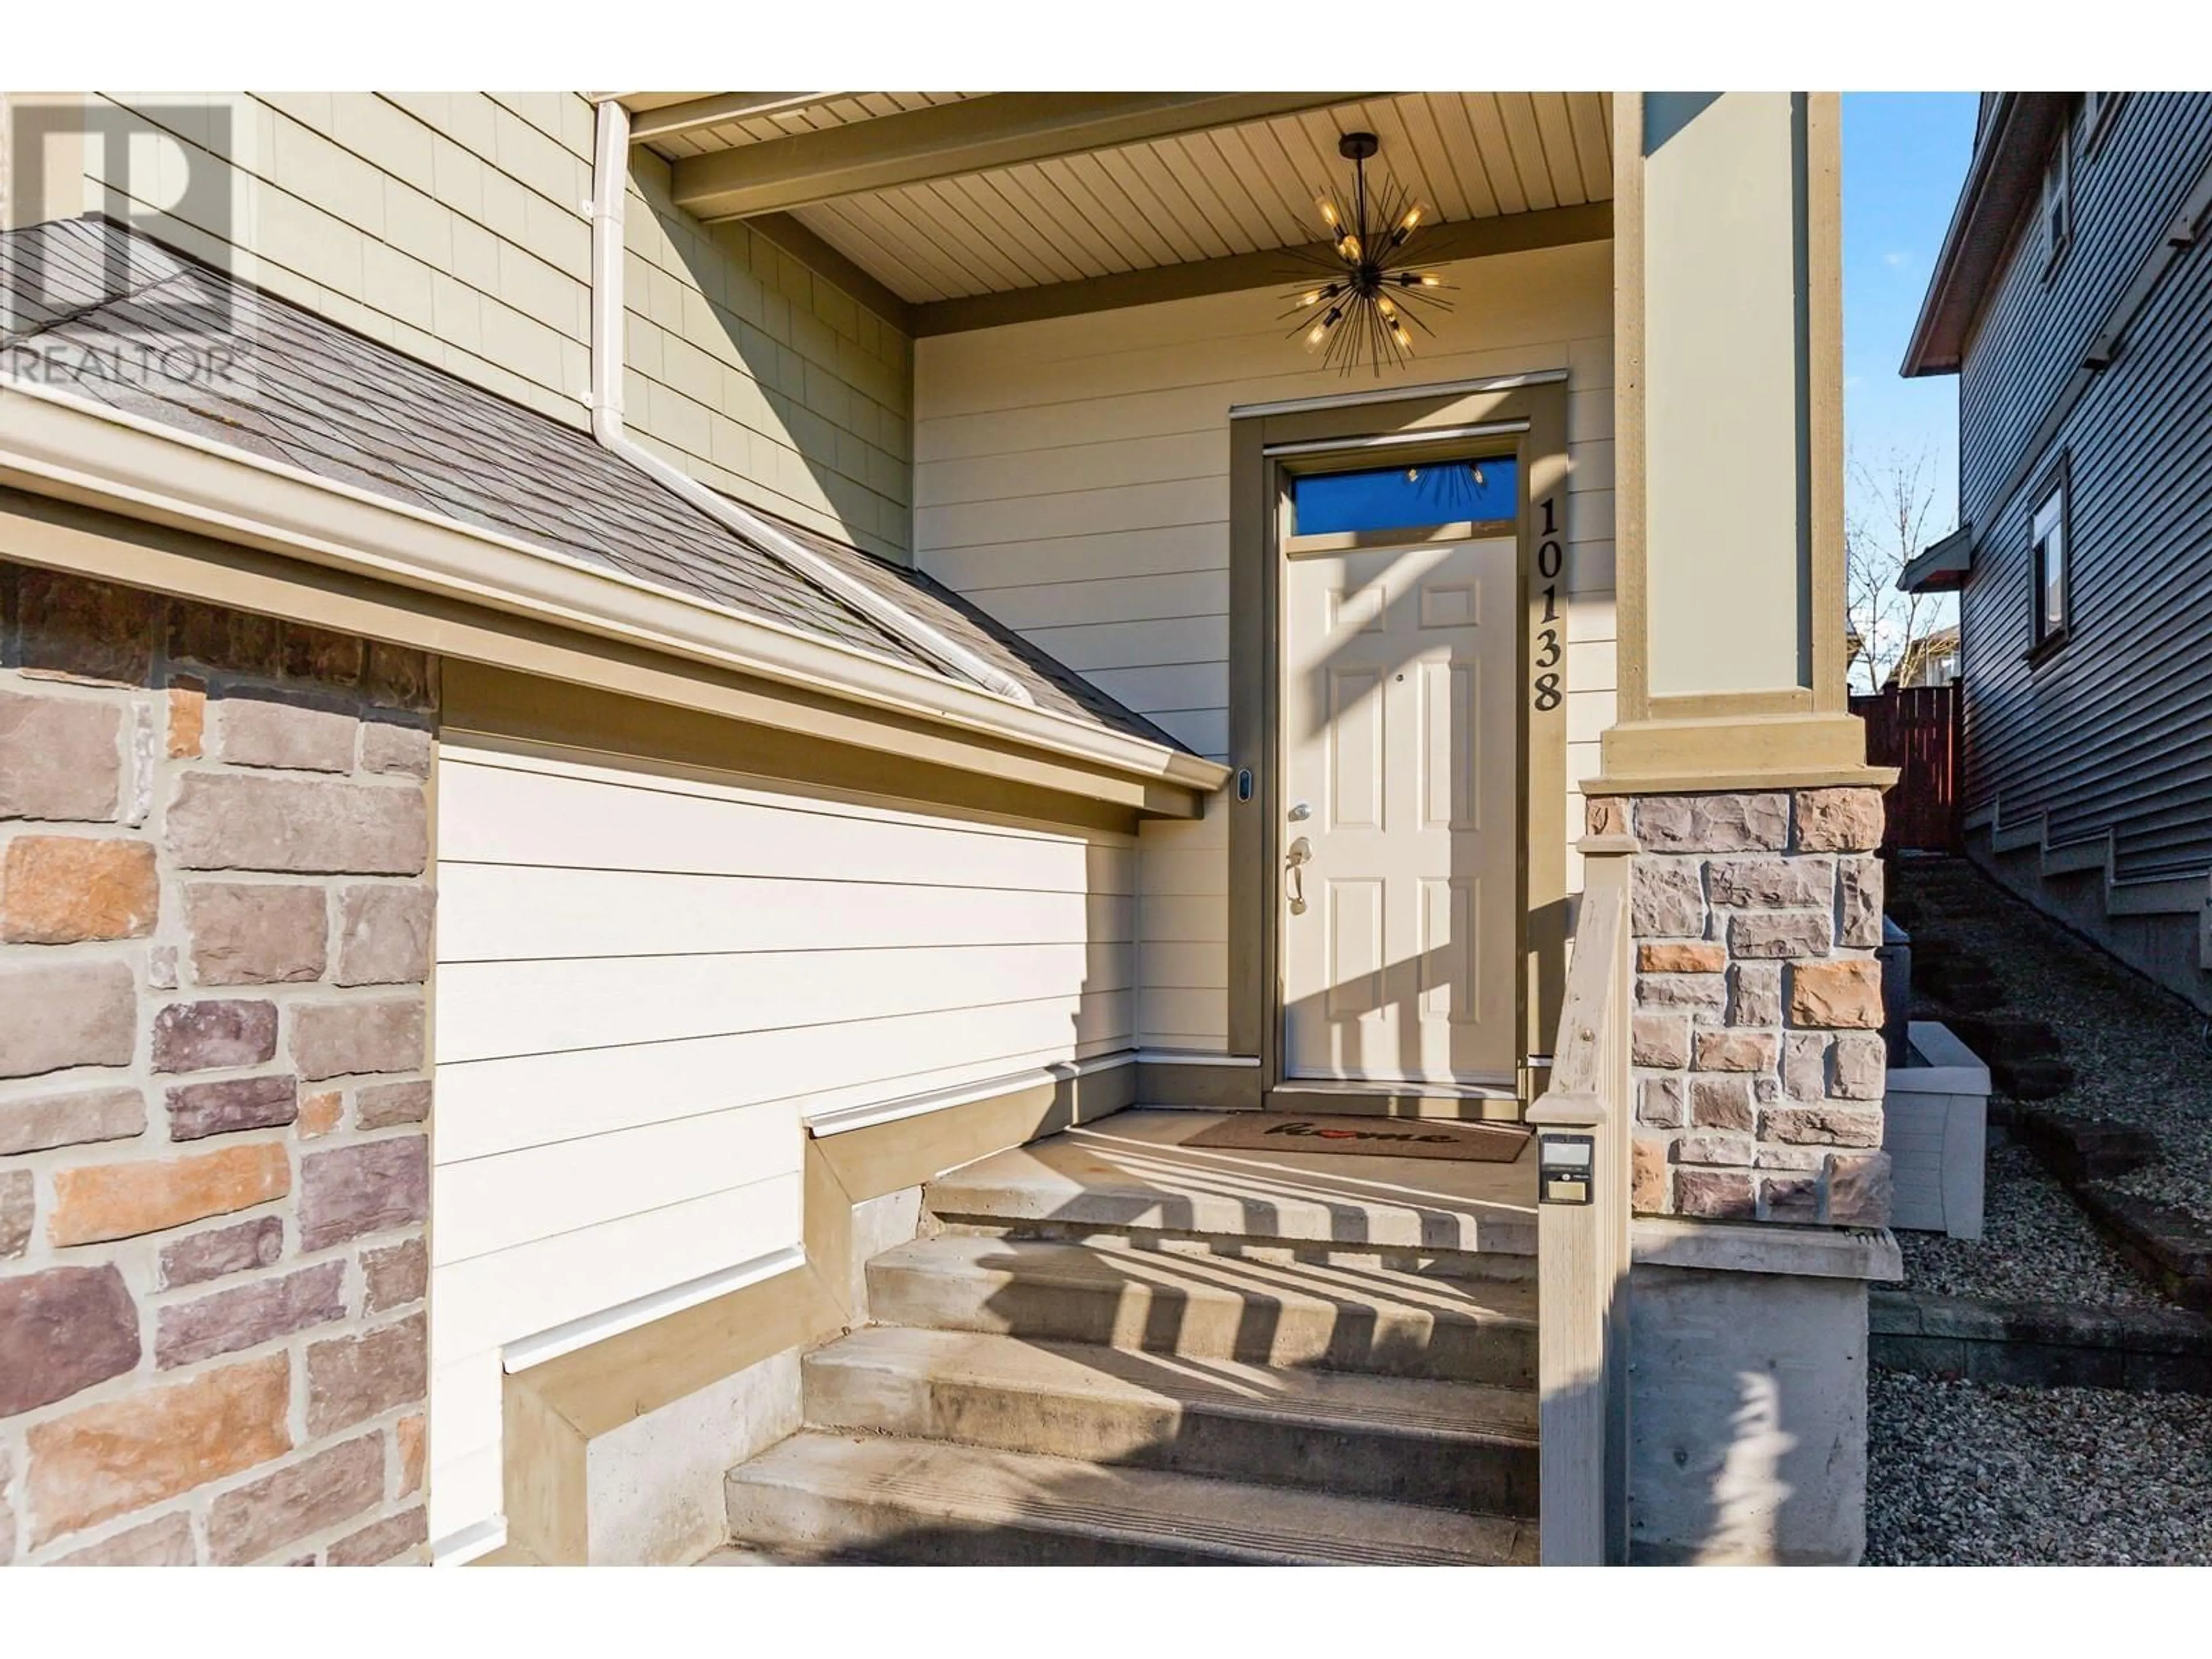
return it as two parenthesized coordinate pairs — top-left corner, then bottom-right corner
(1184, 1114), (1529, 1164)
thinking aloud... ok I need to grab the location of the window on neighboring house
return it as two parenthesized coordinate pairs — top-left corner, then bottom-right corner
(2031, 478), (2069, 650)
(2042, 120), (2072, 272)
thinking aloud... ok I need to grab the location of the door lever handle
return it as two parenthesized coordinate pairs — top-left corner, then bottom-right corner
(1286, 835), (1313, 915)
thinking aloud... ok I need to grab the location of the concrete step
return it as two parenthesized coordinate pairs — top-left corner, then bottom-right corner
(804, 1325), (1536, 1514)
(724, 1431), (1536, 1565)
(865, 1234), (1538, 1388)
(929, 1222), (1540, 1286)
(923, 1111), (1537, 1266)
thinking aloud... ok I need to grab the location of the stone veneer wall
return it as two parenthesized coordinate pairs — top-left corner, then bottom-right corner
(0, 564), (434, 1566)
(1588, 788), (1893, 1229)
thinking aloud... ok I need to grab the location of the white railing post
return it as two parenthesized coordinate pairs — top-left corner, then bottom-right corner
(1528, 832), (1638, 1565)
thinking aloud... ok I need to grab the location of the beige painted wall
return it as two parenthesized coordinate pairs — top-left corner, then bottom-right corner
(914, 241), (1616, 1054)
(427, 738), (1133, 1543)
(1641, 92), (1808, 698)
(7, 92), (912, 560)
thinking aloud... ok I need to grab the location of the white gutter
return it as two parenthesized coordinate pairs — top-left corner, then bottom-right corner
(585, 96), (1032, 706)
(0, 377), (1226, 794)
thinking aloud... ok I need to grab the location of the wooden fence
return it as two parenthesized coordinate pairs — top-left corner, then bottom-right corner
(1851, 684), (1962, 853)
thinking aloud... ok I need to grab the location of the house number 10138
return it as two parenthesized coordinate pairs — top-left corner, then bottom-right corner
(1532, 495), (1563, 712)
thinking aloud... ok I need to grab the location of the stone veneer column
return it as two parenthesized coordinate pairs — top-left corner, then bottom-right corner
(1586, 787), (1891, 1230)
(0, 563), (435, 1566)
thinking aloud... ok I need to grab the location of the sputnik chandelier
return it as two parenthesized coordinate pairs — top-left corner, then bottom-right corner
(1283, 132), (1449, 376)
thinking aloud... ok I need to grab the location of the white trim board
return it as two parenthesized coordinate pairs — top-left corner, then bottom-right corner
(430, 1514), (509, 1568)
(1261, 419), (1530, 458)
(501, 1247), (806, 1373)
(805, 1051), (1137, 1137)
(1229, 369), (1569, 421)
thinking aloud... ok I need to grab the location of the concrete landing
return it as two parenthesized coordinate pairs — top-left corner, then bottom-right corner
(926, 1109), (1538, 1258)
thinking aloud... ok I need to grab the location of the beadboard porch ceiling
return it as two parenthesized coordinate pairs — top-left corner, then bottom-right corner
(619, 92), (1617, 315)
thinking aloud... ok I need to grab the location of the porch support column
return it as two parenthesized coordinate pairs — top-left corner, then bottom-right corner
(1581, 92), (1902, 1569)
(1591, 89), (1897, 1225)
(1596, 92), (1884, 796)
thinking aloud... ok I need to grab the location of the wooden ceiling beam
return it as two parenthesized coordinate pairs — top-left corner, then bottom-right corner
(670, 91), (1373, 221)
(907, 200), (1614, 336)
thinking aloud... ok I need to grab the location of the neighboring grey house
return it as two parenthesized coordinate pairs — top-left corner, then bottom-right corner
(1900, 92), (2212, 1009)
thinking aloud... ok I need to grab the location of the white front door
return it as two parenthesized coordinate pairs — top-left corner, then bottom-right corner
(1280, 536), (1518, 1085)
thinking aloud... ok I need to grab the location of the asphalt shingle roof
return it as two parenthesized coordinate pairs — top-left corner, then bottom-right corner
(0, 216), (1183, 752)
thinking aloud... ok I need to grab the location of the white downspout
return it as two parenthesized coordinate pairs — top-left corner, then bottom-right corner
(584, 96), (1031, 704)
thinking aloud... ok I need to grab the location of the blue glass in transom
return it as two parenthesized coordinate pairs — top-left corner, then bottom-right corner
(1289, 456), (1518, 537)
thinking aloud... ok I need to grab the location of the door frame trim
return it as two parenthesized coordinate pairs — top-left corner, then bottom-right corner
(1226, 377), (1572, 1116)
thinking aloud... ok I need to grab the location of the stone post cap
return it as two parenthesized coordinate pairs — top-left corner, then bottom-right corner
(1577, 834), (1641, 858)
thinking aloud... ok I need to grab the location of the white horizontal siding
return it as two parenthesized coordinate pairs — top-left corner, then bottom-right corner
(430, 1106), (802, 1266)
(428, 742), (1135, 1540)
(435, 942), (1126, 1064)
(969, 570), (1229, 631)
(1017, 615), (1226, 673)
(914, 241), (1616, 1055)
(926, 523), (1229, 594)
(433, 996), (1129, 1169)
(435, 755), (1134, 891)
(437, 865), (1128, 961)
(429, 1179), (805, 1353)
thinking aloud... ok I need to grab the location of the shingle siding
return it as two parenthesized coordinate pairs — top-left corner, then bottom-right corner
(61, 93), (912, 560)
(621, 148), (915, 562)
(1957, 92), (2212, 881)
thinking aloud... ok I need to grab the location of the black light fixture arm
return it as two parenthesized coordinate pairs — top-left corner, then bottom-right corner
(1280, 131), (1450, 375)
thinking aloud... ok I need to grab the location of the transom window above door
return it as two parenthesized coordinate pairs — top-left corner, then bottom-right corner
(1289, 455), (1520, 539)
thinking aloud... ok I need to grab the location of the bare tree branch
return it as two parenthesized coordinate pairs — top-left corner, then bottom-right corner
(1845, 443), (1953, 694)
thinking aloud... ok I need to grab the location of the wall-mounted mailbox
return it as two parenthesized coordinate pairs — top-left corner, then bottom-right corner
(1538, 1132), (1594, 1205)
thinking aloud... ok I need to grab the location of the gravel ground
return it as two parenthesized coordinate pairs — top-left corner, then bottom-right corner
(1896, 1141), (2162, 1308)
(1865, 1370), (2212, 1565)
(1892, 855), (2212, 1226)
